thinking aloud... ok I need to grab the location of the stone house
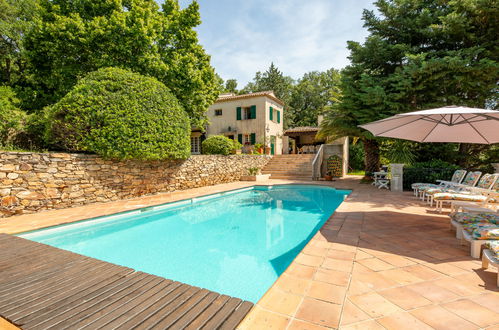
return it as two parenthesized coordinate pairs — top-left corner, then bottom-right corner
(191, 91), (284, 155)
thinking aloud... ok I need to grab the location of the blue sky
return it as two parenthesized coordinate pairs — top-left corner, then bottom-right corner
(177, 0), (377, 87)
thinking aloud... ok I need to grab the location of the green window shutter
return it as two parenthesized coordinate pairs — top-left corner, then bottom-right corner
(236, 107), (242, 120)
(277, 110), (281, 123)
(269, 107), (273, 121)
(250, 105), (256, 119)
(250, 133), (256, 144)
(238, 134), (243, 144)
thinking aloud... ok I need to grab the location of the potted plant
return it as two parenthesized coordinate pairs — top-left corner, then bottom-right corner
(232, 140), (242, 154)
(324, 171), (333, 181)
(254, 143), (264, 154)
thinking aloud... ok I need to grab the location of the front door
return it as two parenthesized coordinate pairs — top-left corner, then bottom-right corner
(270, 136), (276, 155)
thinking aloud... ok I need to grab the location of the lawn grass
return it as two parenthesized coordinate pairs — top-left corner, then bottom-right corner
(347, 170), (365, 176)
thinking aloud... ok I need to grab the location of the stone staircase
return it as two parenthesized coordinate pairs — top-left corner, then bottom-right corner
(261, 154), (315, 180)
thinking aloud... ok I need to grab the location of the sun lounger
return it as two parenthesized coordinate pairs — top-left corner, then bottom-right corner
(461, 222), (499, 258)
(482, 241), (499, 287)
(434, 176), (499, 212)
(450, 191), (499, 214)
(450, 212), (499, 239)
(423, 171), (483, 205)
(412, 169), (466, 198)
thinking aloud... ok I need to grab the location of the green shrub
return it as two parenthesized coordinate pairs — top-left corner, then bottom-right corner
(0, 86), (27, 147)
(202, 135), (237, 155)
(348, 139), (364, 171)
(16, 113), (49, 151)
(45, 67), (190, 160)
(232, 139), (242, 151)
(247, 167), (260, 175)
(403, 160), (460, 190)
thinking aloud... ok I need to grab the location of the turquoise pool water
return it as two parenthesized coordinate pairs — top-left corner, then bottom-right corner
(20, 184), (350, 302)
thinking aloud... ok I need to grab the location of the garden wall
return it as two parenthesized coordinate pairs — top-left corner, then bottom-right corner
(0, 152), (271, 217)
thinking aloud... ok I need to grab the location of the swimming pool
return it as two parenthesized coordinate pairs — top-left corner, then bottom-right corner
(20, 184), (350, 303)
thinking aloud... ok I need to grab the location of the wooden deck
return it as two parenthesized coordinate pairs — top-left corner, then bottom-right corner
(0, 234), (253, 329)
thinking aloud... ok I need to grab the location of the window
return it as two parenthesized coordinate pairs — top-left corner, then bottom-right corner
(191, 136), (201, 154)
(238, 133), (255, 145)
(214, 109), (222, 116)
(243, 107), (251, 120)
(237, 105), (256, 120)
(269, 107), (281, 123)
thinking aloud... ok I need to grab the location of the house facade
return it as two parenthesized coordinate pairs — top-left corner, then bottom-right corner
(191, 91), (284, 155)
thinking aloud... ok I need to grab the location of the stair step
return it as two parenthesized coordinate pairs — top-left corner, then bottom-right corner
(264, 166), (312, 169)
(269, 175), (312, 180)
(264, 170), (312, 173)
(262, 154), (314, 180)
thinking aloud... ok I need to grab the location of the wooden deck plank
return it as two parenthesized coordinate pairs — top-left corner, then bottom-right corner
(220, 301), (254, 330)
(0, 247), (74, 276)
(47, 273), (155, 329)
(0, 234), (253, 329)
(152, 289), (211, 329)
(65, 276), (166, 329)
(115, 284), (193, 329)
(17, 268), (133, 326)
(5, 263), (122, 316)
(0, 260), (109, 310)
(200, 298), (243, 329)
(0, 257), (92, 293)
(185, 295), (232, 330)
(25, 272), (147, 329)
(0, 256), (98, 293)
(137, 285), (202, 329)
(96, 280), (180, 328)
(171, 291), (220, 328)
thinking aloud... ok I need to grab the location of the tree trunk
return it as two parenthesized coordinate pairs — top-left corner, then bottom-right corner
(457, 143), (489, 168)
(457, 143), (470, 167)
(363, 138), (380, 178)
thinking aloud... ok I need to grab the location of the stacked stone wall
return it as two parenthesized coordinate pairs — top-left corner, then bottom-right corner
(0, 152), (271, 217)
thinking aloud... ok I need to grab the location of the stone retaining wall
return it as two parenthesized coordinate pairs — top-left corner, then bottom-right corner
(0, 152), (271, 217)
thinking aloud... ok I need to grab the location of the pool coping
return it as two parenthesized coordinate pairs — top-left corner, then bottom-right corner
(17, 183), (350, 237)
(0, 180), (343, 235)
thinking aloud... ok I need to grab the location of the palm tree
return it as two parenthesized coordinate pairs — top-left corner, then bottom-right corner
(318, 107), (380, 178)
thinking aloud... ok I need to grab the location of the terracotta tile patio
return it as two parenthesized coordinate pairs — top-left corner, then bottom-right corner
(1, 177), (498, 329)
(237, 177), (499, 329)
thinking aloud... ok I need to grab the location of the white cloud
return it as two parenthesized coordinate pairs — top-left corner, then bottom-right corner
(184, 0), (377, 86)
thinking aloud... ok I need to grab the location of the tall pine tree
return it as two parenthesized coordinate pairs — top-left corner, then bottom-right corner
(320, 0), (498, 174)
(241, 63), (294, 127)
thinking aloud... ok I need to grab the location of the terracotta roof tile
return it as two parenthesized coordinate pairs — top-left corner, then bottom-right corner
(215, 91), (285, 106)
(284, 126), (319, 134)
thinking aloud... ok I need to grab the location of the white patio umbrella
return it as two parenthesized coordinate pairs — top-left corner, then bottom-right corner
(359, 106), (499, 144)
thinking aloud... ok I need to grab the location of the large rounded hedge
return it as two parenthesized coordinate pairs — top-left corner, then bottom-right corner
(202, 135), (239, 155)
(45, 67), (191, 160)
